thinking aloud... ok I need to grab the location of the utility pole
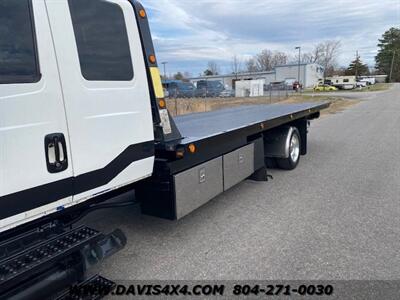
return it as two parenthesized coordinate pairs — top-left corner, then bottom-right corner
(295, 46), (301, 85)
(161, 62), (168, 80)
(389, 50), (396, 83)
(355, 50), (359, 78)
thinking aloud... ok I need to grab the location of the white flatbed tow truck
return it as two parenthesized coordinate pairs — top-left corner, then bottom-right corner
(0, 0), (329, 298)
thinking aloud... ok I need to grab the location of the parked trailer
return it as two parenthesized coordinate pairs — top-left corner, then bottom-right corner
(0, 0), (329, 298)
(326, 76), (356, 90)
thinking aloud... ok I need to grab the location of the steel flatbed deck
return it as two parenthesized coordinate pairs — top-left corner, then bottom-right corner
(160, 102), (330, 175)
(174, 102), (330, 145)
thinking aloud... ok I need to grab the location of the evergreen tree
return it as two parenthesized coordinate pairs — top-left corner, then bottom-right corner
(375, 27), (400, 82)
(346, 54), (369, 76)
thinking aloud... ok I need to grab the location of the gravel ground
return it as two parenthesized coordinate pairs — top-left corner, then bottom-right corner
(85, 84), (400, 281)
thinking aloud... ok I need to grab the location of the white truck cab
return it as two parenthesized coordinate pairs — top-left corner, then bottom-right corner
(0, 0), (155, 233)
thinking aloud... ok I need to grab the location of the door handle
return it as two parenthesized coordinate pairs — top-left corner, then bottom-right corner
(45, 133), (68, 173)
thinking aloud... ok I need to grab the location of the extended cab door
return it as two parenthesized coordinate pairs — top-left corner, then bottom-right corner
(0, 0), (73, 231)
(45, 0), (155, 203)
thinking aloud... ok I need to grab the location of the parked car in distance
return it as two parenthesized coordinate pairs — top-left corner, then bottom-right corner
(314, 83), (338, 91)
(358, 78), (373, 86)
(356, 81), (367, 88)
(292, 81), (303, 91)
(167, 82), (196, 98)
(284, 78), (297, 89)
(195, 80), (225, 97)
(360, 77), (376, 85)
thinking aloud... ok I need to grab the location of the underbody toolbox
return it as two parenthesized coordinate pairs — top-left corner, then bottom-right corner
(174, 157), (223, 219)
(223, 143), (255, 191)
(140, 142), (259, 220)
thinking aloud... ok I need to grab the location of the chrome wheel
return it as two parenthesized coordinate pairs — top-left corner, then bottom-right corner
(289, 133), (300, 163)
(275, 127), (301, 170)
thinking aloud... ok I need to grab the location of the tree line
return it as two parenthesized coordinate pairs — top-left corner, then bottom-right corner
(202, 40), (342, 78)
(167, 27), (400, 82)
(375, 27), (399, 82)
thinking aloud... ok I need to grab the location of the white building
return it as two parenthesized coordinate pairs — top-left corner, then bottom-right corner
(189, 63), (324, 90)
(235, 79), (264, 97)
(274, 63), (324, 88)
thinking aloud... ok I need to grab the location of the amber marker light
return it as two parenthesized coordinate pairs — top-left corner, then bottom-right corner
(139, 9), (146, 18)
(158, 99), (166, 109)
(149, 55), (156, 64)
(188, 144), (196, 153)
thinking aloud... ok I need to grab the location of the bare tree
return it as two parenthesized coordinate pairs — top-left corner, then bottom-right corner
(271, 51), (288, 66)
(245, 58), (259, 72)
(256, 49), (273, 71)
(255, 50), (289, 71)
(302, 40), (341, 76)
(295, 44), (323, 64)
(207, 61), (220, 75)
(299, 52), (314, 63)
(309, 43), (325, 63)
(320, 40), (341, 76)
(231, 55), (242, 78)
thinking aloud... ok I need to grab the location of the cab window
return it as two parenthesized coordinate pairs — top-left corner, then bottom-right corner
(0, 0), (40, 84)
(69, 0), (134, 81)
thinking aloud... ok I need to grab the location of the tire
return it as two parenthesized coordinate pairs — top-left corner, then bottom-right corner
(276, 128), (301, 170)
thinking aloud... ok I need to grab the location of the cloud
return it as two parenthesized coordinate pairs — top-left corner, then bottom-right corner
(141, 0), (400, 75)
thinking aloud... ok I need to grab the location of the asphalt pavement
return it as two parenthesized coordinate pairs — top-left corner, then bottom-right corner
(86, 84), (400, 280)
(308, 89), (388, 99)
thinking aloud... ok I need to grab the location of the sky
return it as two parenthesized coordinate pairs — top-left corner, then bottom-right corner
(141, 0), (400, 76)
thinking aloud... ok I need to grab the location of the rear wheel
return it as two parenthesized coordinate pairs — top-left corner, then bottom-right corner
(276, 128), (301, 170)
